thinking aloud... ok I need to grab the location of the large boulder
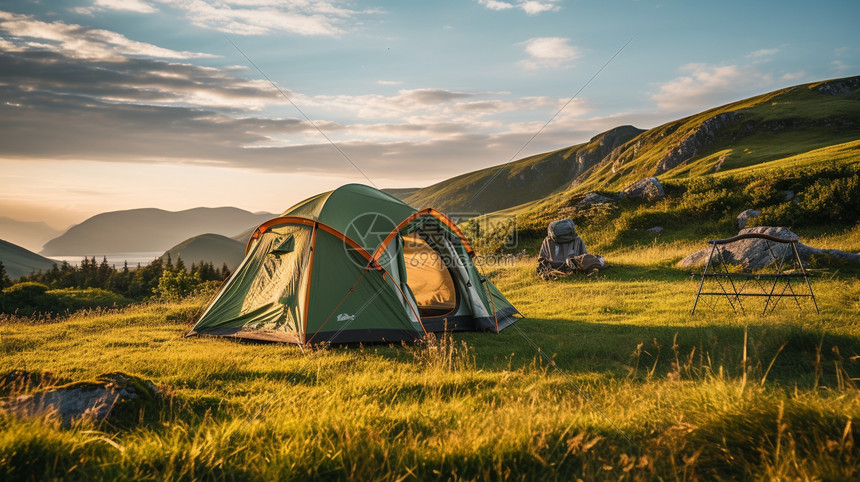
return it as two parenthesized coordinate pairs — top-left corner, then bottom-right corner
(0, 372), (159, 427)
(621, 177), (664, 200)
(679, 226), (860, 271)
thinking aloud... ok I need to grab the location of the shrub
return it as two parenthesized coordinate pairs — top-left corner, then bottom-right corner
(0, 282), (63, 316)
(155, 269), (203, 300)
(49, 288), (132, 311)
(797, 174), (860, 223)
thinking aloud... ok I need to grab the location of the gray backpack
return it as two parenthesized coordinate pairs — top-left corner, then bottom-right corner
(548, 218), (577, 243)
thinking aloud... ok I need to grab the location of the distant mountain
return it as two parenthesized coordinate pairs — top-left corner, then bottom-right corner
(403, 75), (860, 215)
(231, 226), (259, 244)
(162, 233), (245, 270)
(41, 207), (275, 256)
(0, 238), (57, 279)
(0, 216), (63, 253)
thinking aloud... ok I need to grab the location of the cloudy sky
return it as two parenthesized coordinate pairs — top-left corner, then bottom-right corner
(1, 0), (857, 228)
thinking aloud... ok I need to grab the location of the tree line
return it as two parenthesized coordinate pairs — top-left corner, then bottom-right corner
(0, 255), (230, 300)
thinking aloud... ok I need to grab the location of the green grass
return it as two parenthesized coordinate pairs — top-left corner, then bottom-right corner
(2, 230), (859, 479)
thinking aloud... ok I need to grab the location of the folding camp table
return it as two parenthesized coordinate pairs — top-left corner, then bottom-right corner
(690, 233), (819, 315)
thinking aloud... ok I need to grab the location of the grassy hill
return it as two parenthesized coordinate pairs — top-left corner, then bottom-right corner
(0, 239), (57, 279)
(572, 76), (860, 193)
(162, 233), (245, 270)
(41, 207), (274, 256)
(381, 187), (420, 201)
(403, 125), (643, 214)
(403, 76), (860, 216)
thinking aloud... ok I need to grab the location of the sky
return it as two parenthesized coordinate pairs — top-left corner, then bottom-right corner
(1, 0), (858, 229)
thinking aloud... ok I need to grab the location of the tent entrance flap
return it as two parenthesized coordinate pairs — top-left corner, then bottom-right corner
(402, 232), (457, 318)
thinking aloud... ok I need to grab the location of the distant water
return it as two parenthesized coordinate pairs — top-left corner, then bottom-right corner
(48, 252), (164, 268)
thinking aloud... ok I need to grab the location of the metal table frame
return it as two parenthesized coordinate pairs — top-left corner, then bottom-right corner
(690, 233), (819, 315)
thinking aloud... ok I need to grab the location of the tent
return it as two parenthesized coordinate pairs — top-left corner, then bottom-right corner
(186, 184), (520, 344)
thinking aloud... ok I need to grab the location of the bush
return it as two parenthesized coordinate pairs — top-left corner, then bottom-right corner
(49, 288), (132, 312)
(0, 282), (64, 316)
(155, 269), (203, 300)
(0, 283), (133, 317)
(797, 174), (860, 223)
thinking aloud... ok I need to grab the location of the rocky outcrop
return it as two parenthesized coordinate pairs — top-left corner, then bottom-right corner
(578, 192), (615, 205)
(679, 226), (860, 271)
(813, 77), (860, 96)
(570, 125), (644, 179)
(1, 372), (160, 427)
(736, 209), (761, 229)
(655, 112), (740, 174)
(621, 177), (664, 200)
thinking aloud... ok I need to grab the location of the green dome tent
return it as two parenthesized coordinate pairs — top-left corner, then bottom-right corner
(186, 184), (520, 345)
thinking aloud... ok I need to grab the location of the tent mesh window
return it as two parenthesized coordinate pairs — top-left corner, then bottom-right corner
(402, 232), (457, 317)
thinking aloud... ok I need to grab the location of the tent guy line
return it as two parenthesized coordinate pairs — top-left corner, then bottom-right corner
(464, 35), (636, 211)
(224, 34), (379, 188)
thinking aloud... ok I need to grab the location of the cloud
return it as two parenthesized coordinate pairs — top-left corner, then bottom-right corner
(0, 50), (277, 109)
(78, 0), (158, 14)
(782, 71), (806, 81)
(832, 47), (852, 74)
(152, 0), (372, 36)
(0, 12), (602, 183)
(377, 80), (403, 86)
(518, 37), (580, 70)
(476, 0), (560, 15)
(651, 63), (774, 112)
(0, 11), (211, 60)
(747, 48), (779, 58)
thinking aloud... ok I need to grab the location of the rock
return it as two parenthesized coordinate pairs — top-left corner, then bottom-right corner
(621, 177), (664, 200)
(0, 372), (159, 427)
(648, 226), (664, 233)
(655, 112), (740, 174)
(736, 209), (761, 229)
(679, 226), (860, 271)
(0, 370), (61, 396)
(784, 190), (795, 201)
(813, 77), (860, 96)
(579, 192), (615, 205)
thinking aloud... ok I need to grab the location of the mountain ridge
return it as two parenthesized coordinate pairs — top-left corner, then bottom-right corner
(0, 216), (63, 253)
(0, 238), (58, 279)
(401, 125), (645, 214)
(41, 207), (275, 256)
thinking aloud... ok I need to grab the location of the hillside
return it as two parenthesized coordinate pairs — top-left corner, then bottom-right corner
(404, 76), (860, 215)
(0, 238), (57, 279)
(41, 207), (274, 256)
(382, 187), (420, 201)
(571, 76), (860, 193)
(162, 233), (245, 270)
(404, 125), (644, 214)
(0, 216), (63, 253)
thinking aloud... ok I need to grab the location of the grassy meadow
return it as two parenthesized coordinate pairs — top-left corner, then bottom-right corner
(2, 224), (859, 480)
